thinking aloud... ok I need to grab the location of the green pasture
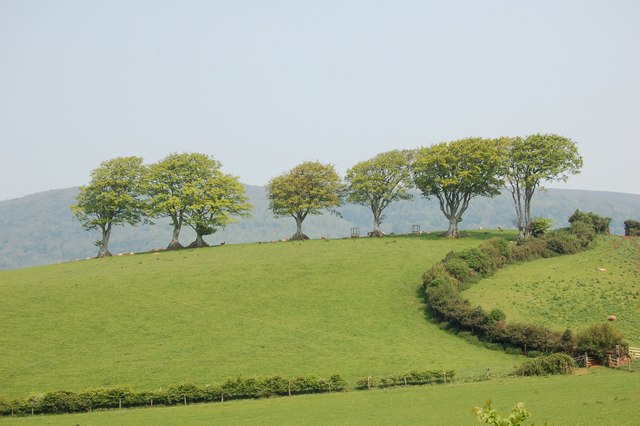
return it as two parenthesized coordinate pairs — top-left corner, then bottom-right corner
(0, 232), (518, 399)
(2, 368), (637, 425)
(464, 236), (640, 345)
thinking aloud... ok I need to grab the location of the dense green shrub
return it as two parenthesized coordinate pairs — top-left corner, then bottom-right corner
(422, 262), (460, 289)
(544, 230), (581, 255)
(510, 237), (553, 262)
(526, 350), (542, 358)
(444, 254), (475, 283)
(514, 353), (576, 376)
(457, 248), (494, 276)
(570, 220), (597, 247)
(478, 238), (510, 269)
(41, 390), (88, 414)
(624, 219), (640, 236)
(529, 217), (552, 237)
(568, 210), (611, 234)
(576, 322), (626, 362)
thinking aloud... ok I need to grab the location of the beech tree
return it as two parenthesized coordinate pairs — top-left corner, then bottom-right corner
(267, 161), (344, 240)
(184, 172), (251, 248)
(504, 134), (582, 239)
(413, 138), (504, 238)
(71, 156), (146, 257)
(147, 153), (248, 249)
(345, 150), (414, 236)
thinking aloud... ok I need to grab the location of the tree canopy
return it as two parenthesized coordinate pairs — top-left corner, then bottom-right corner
(71, 156), (146, 257)
(146, 153), (250, 249)
(345, 150), (414, 236)
(413, 138), (504, 237)
(184, 172), (251, 248)
(266, 161), (344, 240)
(504, 134), (582, 238)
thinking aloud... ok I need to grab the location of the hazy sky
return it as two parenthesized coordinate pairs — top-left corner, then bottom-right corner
(1, 0), (639, 201)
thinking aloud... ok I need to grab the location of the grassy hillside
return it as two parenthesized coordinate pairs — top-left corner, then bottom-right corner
(1, 186), (638, 269)
(464, 236), (640, 345)
(0, 233), (519, 399)
(2, 369), (637, 425)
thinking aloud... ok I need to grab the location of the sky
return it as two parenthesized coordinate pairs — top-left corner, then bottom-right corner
(1, 0), (639, 201)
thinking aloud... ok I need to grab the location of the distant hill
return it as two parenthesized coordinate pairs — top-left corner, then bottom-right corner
(0, 185), (638, 269)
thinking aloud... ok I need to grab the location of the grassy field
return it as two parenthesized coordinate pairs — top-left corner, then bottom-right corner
(464, 236), (640, 345)
(0, 232), (519, 399)
(1, 368), (638, 425)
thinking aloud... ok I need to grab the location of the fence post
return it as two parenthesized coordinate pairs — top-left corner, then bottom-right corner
(183, 395), (187, 405)
(150, 398), (153, 407)
(288, 381), (291, 396)
(367, 376), (372, 390)
(443, 371), (447, 384)
(404, 377), (407, 386)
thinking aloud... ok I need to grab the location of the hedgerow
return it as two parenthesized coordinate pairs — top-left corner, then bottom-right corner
(0, 374), (346, 417)
(421, 212), (626, 359)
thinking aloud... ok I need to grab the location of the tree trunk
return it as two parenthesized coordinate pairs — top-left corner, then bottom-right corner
(167, 224), (183, 250)
(369, 210), (386, 237)
(290, 216), (309, 240)
(445, 216), (460, 238)
(97, 223), (113, 258)
(187, 233), (209, 248)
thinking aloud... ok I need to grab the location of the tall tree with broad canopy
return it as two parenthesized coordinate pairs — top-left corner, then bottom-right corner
(504, 134), (582, 239)
(267, 161), (344, 240)
(345, 150), (415, 236)
(71, 156), (146, 257)
(184, 172), (251, 248)
(147, 153), (245, 250)
(413, 138), (504, 238)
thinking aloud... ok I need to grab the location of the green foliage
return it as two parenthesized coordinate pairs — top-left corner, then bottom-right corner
(569, 220), (597, 247)
(478, 238), (511, 269)
(514, 353), (576, 376)
(624, 219), (640, 236)
(458, 247), (494, 276)
(576, 322), (627, 362)
(473, 400), (532, 426)
(528, 217), (552, 238)
(356, 370), (455, 390)
(345, 150), (414, 234)
(544, 229), (581, 255)
(71, 156), (147, 257)
(413, 137), (505, 237)
(504, 133), (583, 238)
(568, 209), (611, 234)
(422, 262), (461, 289)
(0, 375), (345, 416)
(146, 153), (250, 249)
(266, 161), (344, 239)
(444, 254), (475, 283)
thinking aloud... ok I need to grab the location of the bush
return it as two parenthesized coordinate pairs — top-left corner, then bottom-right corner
(526, 350), (542, 358)
(457, 248), (494, 276)
(40, 390), (88, 414)
(514, 353), (576, 376)
(422, 262), (460, 289)
(478, 238), (510, 269)
(576, 322), (626, 363)
(624, 219), (640, 236)
(568, 210), (611, 234)
(529, 217), (552, 237)
(544, 230), (581, 255)
(510, 237), (552, 262)
(444, 254), (475, 283)
(570, 220), (597, 248)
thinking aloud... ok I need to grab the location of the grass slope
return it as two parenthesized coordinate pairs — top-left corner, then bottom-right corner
(464, 236), (640, 345)
(0, 232), (517, 398)
(2, 369), (638, 425)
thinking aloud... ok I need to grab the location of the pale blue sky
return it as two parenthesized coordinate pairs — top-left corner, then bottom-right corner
(1, 0), (639, 201)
